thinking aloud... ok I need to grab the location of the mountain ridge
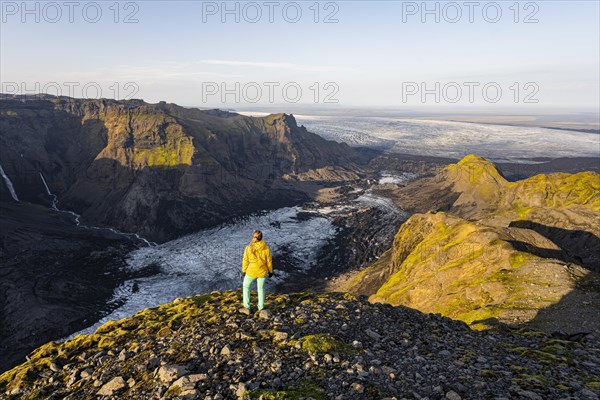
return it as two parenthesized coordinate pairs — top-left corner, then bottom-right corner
(0, 97), (371, 242)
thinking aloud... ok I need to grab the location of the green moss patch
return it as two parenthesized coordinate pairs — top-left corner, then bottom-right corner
(247, 381), (325, 400)
(299, 334), (354, 355)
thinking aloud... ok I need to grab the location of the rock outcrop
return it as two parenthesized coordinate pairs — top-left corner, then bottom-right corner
(343, 155), (600, 333)
(2, 291), (599, 399)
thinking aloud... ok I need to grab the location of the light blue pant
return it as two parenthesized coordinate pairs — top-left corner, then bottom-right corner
(243, 275), (266, 310)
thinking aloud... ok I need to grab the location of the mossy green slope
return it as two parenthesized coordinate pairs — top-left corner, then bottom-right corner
(505, 171), (600, 211)
(95, 111), (195, 168)
(347, 211), (594, 329)
(437, 154), (600, 218)
(344, 155), (600, 331)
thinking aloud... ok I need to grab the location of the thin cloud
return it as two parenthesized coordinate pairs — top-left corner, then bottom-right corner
(58, 64), (245, 82)
(196, 59), (354, 73)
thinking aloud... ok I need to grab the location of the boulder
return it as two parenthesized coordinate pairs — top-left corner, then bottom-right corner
(97, 376), (127, 396)
(158, 364), (188, 384)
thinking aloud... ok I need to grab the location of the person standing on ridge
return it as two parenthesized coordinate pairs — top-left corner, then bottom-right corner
(241, 230), (273, 311)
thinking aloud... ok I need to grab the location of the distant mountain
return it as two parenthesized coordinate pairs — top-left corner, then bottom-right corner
(342, 155), (600, 332)
(0, 97), (370, 242)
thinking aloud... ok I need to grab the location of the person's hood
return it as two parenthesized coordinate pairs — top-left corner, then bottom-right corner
(253, 240), (267, 250)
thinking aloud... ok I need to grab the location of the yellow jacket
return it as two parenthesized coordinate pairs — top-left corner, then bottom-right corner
(242, 240), (273, 278)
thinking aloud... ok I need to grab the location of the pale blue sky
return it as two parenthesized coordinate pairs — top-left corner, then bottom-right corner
(1, 1), (599, 110)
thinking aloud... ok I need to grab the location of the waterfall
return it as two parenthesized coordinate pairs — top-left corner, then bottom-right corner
(39, 172), (51, 195)
(0, 164), (19, 202)
(39, 172), (59, 210)
(38, 171), (154, 247)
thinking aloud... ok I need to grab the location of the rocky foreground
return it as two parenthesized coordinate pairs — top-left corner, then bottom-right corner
(2, 291), (599, 399)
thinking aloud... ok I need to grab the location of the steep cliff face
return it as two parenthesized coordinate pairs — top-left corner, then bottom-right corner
(0, 97), (368, 242)
(343, 155), (600, 332)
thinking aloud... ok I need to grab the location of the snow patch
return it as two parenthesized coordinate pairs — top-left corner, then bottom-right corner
(378, 172), (419, 185)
